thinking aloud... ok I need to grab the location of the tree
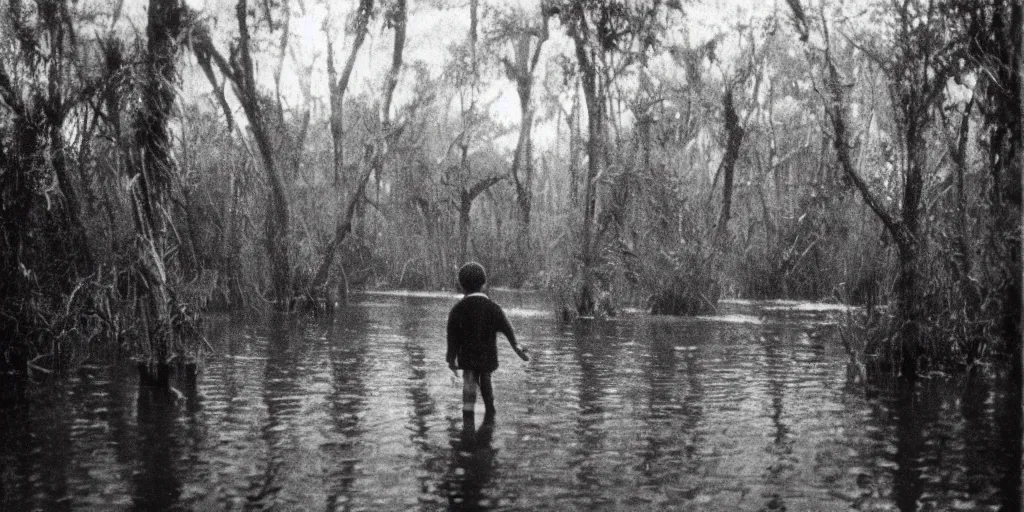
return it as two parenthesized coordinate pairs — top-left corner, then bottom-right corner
(491, 5), (551, 229)
(555, 0), (669, 314)
(434, 0), (508, 267)
(0, 0), (94, 281)
(710, 24), (770, 239)
(190, 0), (293, 308)
(954, 0), (1022, 351)
(787, 0), (972, 376)
(0, 0), (107, 377)
(131, 0), (189, 380)
(326, 0), (373, 186)
(454, 144), (505, 264)
(561, 1), (608, 311)
(311, 0), (407, 297)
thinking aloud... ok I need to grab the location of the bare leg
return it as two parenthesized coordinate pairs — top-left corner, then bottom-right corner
(479, 372), (495, 416)
(462, 370), (478, 413)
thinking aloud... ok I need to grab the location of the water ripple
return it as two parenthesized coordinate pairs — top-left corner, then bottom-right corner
(0, 298), (1018, 510)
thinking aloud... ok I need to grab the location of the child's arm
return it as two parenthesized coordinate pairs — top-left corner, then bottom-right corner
(446, 310), (459, 371)
(496, 307), (529, 362)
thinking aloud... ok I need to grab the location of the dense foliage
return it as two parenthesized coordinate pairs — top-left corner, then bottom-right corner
(0, 0), (1019, 380)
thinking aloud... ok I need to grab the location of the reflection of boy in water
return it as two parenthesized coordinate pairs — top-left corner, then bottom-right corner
(449, 414), (498, 507)
(446, 262), (529, 419)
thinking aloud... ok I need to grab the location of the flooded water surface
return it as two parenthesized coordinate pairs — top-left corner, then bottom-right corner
(1, 292), (1019, 511)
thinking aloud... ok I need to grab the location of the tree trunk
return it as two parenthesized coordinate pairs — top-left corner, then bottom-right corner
(895, 106), (927, 377)
(511, 98), (535, 227)
(49, 119), (94, 271)
(960, 0), (1022, 406)
(1014, 5), (1023, 505)
(311, 0), (405, 296)
(566, 5), (607, 315)
(504, 18), (547, 284)
(895, 238), (919, 377)
(262, 139), (291, 307)
(133, 0), (186, 376)
(569, 89), (581, 207)
(953, 106), (972, 293)
(458, 175), (504, 265)
(459, 195), (472, 264)
(639, 114), (652, 178)
(36, 6), (95, 274)
(190, 0), (293, 308)
(577, 67), (599, 255)
(506, 14), (548, 229)
(312, 145), (375, 290)
(327, 0), (373, 186)
(380, 0), (406, 134)
(991, 1), (1024, 350)
(715, 88), (744, 239)
(819, 53), (920, 374)
(469, 0), (479, 76)
(0, 100), (41, 348)
(1016, 0), (1023, 376)
(943, 100), (981, 328)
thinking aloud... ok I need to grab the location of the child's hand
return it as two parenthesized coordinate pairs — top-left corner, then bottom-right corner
(514, 345), (530, 362)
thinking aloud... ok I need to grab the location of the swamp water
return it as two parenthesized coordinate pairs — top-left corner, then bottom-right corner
(0, 291), (1019, 511)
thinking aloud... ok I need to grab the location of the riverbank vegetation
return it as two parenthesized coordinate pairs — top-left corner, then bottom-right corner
(0, 0), (1019, 383)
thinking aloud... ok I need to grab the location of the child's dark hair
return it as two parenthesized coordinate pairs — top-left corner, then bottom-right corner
(458, 262), (486, 293)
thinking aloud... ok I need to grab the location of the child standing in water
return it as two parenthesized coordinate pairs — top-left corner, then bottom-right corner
(447, 262), (529, 420)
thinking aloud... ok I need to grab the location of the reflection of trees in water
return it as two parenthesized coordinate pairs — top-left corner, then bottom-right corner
(6, 298), (1019, 510)
(0, 384), (73, 507)
(249, 316), (305, 507)
(569, 319), (626, 497)
(190, 319), (272, 507)
(71, 367), (119, 504)
(760, 328), (794, 511)
(0, 363), (195, 509)
(890, 380), (926, 511)
(132, 386), (184, 509)
(637, 320), (705, 491)
(83, 364), (150, 509)
(101, 366), (141, 504)
(442, 414), (498, 508)
(324, 304), (371, 509)
(397, 306), (450, 505)
(957, 369), (1020, 510)
(866, 372), (1021, 511)
(80, 360), (200, 510)
(864, 375), (998, 511)
(993, 369), (1022, 510)
(402, 336), (435, 437)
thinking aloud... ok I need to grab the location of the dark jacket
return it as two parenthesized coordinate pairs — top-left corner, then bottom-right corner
(446, 293), (515, 373)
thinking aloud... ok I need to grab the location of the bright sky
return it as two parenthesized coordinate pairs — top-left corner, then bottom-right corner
(95, 0), (783, 153)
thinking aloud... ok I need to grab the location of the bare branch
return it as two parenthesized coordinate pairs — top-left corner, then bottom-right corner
(327, 0), (372, 100)
(467, 174), (506, 200)
(326, 0), (373, 180)
(824, 57), (903, 242)
(312, 144), (376, 287)
(193, 47), (234, 131)
(380, 0), (406, 130)
(838, 30), (890, 71)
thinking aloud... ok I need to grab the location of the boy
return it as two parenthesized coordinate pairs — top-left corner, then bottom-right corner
(446, 262), (529, 420)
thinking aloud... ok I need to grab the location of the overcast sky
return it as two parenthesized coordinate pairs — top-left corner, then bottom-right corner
(108, 0), (780, 153)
